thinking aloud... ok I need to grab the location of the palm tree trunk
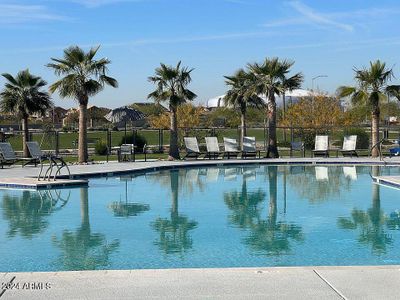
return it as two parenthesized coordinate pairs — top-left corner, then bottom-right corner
(282, 92), (287, 142)
(371, 106), (380, 158)
(267, 95), (279, 158)
(169, 105), (180, 160)
(78, 103), (89, 163)
(22, 116), (29, 158)
(240, 112), (246, 150)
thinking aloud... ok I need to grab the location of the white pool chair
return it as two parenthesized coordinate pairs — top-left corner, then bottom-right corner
(340, 135), (358, 157)
(312, 135), (329, 157)
(183, 137), (202, 160)
(223, 137), (240, 159)
(205, 137), (221, 159)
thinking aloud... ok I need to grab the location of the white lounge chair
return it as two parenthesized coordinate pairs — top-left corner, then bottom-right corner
(242, 136), (259, 159)
(223, 137), (240, 159)
(183, 137), (202, 160)
(205, 137), (221, 159)
(340, 135), (358, 157)
(312, 135), (329, 157)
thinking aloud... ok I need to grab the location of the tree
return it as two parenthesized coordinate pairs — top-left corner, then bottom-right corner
(337, 60), (400, 157)
(148, 61), (197, 160)
(224, 69), (264, 150)
(47, 45), (118, 163)
(0, 70), (52, 157)
(148, 103), (203, 129)
(248, 58), (303, 158)
(281, 96), (344, 128)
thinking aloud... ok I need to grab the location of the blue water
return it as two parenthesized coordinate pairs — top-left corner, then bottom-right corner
(1, 165), (400, 272)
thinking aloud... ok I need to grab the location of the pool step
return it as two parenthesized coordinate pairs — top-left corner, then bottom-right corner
(372, 176), (400, 189)
(0, 177), (88, 190)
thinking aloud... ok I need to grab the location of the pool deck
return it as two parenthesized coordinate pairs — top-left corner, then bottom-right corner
(1, 157), (400, 299)
(1, 265), (400, 299)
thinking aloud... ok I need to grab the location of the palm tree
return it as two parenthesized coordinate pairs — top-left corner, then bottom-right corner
(0, 70), (52, 157)
(148, 62), (197, 160)
(337, 60), (400, 157)
(224, 69), (264, 150)
(47, 46), (118, 163)
(248, 58), (303, 158)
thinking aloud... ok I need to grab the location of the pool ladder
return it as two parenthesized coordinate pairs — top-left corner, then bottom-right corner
(37, 156), (71, 181)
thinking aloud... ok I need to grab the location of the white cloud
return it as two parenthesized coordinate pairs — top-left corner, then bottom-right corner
(264, 1), (354, 32)
(70, 0), (145, 8)
(0, 4), (67, 24)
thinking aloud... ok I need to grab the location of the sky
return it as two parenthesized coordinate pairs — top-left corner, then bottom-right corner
(1, 0), (400, 109)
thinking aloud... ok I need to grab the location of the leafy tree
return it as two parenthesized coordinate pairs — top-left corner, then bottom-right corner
(224, 69), (264, 149)
(149, 103), (203, 129)
(248, 58), (303, 158)
(148, 62), (197, 160)
(0, 70), (52, 157)
(282, 96), (344, 128)
(337, 60), (400, 157)
(47, 46), (118, 163)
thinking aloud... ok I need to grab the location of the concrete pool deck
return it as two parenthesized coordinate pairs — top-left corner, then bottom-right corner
(1, 157), (400, 299)
(1, 266), (400, 299)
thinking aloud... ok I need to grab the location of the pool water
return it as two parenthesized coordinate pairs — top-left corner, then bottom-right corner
(1, 165), (400, 272)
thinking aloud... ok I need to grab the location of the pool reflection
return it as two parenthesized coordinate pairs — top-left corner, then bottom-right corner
(2, 189), (70, 239)
(52, 187), (120, 270)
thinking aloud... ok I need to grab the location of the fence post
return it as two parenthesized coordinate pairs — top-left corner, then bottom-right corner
(55, 131), (59, 156)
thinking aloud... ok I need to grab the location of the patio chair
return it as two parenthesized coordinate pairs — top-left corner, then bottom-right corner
(0, 142), (18, 168)
(290, 141), (305, 157)
(242, 136), (260, 159)
(223, 137), (240, 159)
(118, 144), (135, 162)
(205, 137), (221, 159)
(340, 135), (358, 157)
(25, 141), (50, 167)
(312, 135), (329, 157)
(183, 137), (202, 160)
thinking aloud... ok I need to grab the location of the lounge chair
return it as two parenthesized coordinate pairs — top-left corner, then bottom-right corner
(205, 137), (221, 159)
(242, 136), (260, 159)
(312, 135), (329, 157)
(223, 137), (240, 159)
(25, 141), (50, 167)
(0, 142), (18, 168)
(290, 141), (305, 157)
(340, 135), (358, 157)
(183, 137), (202, 160)
(118, 144), (135, 162)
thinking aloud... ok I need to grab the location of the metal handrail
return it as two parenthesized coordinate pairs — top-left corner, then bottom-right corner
(37, 155), (70, 181)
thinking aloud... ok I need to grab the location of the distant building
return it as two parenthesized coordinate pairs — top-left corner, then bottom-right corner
(206, 89), (316, 110)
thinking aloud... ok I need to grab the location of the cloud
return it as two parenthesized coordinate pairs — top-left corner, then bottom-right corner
(0, 30), (286, 54)
(0, 4), (67, 24)
(70, 0), (146, 8)
(264, 1), (354, 32)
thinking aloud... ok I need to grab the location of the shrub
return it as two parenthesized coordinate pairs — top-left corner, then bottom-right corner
(339, 128), (369, 149)
(119, 133), (147, 152)
(95, 140), (108, 155)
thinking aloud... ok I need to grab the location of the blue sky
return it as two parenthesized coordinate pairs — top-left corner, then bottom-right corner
(1, 0), (400, 108)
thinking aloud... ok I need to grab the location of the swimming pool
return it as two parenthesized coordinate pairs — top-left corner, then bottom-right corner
(1, 164), (400, 272)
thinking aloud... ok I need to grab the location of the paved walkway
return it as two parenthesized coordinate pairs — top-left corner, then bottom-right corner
(1, 266), (400, 299)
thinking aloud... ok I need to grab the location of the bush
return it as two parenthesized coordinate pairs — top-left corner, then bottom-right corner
(339, 128), (369, 149)
(119, 133), (147, 152)
(95, 140), (108, 155)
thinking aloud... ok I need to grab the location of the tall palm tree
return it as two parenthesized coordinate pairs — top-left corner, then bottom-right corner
(337, 60), (400, 157)
(0, 70), (52, 157)
(148, 61), (197, 160)
(47, 46), (118, 163)
(224, 69), (264, 150)
(248, 58), (303, 158)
